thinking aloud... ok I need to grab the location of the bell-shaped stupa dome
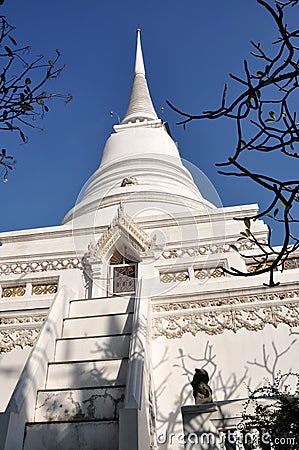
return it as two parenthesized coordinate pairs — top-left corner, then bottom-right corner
(62, 30), (215, 227)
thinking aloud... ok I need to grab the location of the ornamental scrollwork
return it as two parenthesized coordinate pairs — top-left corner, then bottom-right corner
(194, 267), (223, 280)
(161, 245), (299, 276)
(161, 242), (251, 259)
(32, 284), (58, 296)
(1, 283), (58, 298)
(159, 267), (224, 284)
(0, 328), (41, 353)
(152, 289), (299, 313)
(0, 257), (82, 276)
(0, 315), (46, 326)
(0, 314), (46, 352)
(152, 303), (299, 339)
(283, 258), (299, 269)
(2, 286), (26, 297)
(95, 202), (152, 259)
(247, 257), (299, 273)
(160, 270), (189, 283)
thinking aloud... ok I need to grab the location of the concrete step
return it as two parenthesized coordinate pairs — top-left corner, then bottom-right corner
(62, 312), (133, 338)
(55, 334), (131, 362)
(46, 358), (128, 390)
(69, 295), (134, 318)
(23, 420), (119, 450)
(35, 386), (125, 422)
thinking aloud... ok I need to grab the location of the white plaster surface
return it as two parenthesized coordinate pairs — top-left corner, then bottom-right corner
(0, 347), (31, 411)
(23, 421), (119, 450)
(35, 387), (125, 422)
(46, 358), (128, 390)
(55, 334), (131, 362)
(69, 296), (134, 317)
(121, 29), (157, 124)
(62, 313), (133, 338)
(152, 323), (299, 450)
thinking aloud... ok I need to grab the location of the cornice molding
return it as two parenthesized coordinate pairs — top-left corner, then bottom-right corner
(152, 289), (299, 339)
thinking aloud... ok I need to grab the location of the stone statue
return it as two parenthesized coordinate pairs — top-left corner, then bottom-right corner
(121, 176), (138, 187)
(191, 368), (213, 404)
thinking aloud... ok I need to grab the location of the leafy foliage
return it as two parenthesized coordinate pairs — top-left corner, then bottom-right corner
(241, 373), (299, 450)
(167, 0), (299, 286)
(0, 16), (71, 181)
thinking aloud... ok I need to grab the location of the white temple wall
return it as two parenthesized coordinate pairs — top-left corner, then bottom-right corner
(152, 323), (299, 450)
(0, 347), (32, 411)
(151, 271), (299, 449)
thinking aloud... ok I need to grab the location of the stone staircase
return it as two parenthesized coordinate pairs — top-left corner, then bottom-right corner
(23, 295), (134, 450)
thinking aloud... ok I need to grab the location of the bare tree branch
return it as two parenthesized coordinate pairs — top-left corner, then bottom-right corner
(0, 17), (71, 181)
(168, 0), (299, 286)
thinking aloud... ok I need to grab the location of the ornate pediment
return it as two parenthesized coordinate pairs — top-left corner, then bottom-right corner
(85, 202), (152, 263)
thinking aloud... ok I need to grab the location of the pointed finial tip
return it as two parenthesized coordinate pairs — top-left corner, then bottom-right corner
(137, 28), (141, 33)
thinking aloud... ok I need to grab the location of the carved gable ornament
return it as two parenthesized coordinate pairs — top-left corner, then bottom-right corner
(85, 202), (152, 263)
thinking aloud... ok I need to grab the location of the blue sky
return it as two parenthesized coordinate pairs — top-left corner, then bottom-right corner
(1, 0), (297, 240)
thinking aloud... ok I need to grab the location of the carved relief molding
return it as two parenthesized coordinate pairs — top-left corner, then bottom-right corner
(161, 241), (250, 259)
(153, 303), (299, 339)
(161, 242), (253, 259)
(0, 315), (46, 326)
(152, 290), (299, 312)
(2, 285), (26, 297)
(247, 257), (299, 273)
(159, 266), (224, 284)
(284, 258), (299, 270)
(1, 283), (58, 298)
(87, 203), (152, 262)
(0, 257), (82, 276)
(161, 244), (299, 277)
(0, 328), (41, 353)
(98, 203), (151, 256)
(0, 315), (46, 353)
(160, 270), (189, 283)
(31, 284), (58, 296)
(152, 290), (299, 339)
(194, 267), (223, 280)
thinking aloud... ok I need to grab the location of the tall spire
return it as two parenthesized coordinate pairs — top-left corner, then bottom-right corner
(134, 28), (145, 75)
(121, 29), (158, 124)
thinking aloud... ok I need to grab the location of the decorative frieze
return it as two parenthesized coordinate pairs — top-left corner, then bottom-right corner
(159, 266), (224, 284)
(2, 286), (26, 298)
(161, 241), (255, 259)
(284, 258), (299, 270)
(152, 289), (299, 338)
(247, 257), (299, 273)
(160, 270), (189, 283)
(194, 267), (223, 280)
(152, 290), (299, 313)
(247, 264), (268, 273)
(1, 282), (58, 298)
(0, 257), (82, 276)
(0, 328), (41, 353)
(152, 303), (299, 339)
(0, 315), (46, 326)
(0, 315), (46, 352)
(31, 284), (58, 296)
